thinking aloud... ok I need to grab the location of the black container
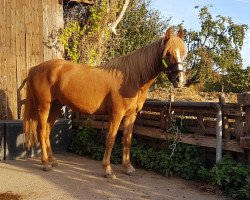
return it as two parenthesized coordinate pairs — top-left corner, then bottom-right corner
(1, 119), (72, 160)
(51, 119), (72, 152)
(0, 122), (4, 161)
(4, 120), (29, 159)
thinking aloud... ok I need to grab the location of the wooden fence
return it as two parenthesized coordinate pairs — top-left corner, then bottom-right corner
(73, 93), (250, 164)
(0, 0), (64, 119)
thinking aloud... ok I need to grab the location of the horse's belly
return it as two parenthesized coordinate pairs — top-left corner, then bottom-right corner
(76, 99), (108, 115)
(56, 68), (114, 115)
(57, 87), (109, 115)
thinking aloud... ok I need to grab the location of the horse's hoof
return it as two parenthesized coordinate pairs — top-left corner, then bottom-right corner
(43, 164), (52, 171)
(125, 165), (136, 176)
(51, 161), (59, 167)
(126, 169), (135, 176)
(104, 173), (116, 179)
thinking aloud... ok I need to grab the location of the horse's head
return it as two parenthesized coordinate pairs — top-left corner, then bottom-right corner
(161, 27), (187, 88)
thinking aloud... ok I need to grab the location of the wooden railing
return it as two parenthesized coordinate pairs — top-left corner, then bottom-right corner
(72, 93), (250, 164)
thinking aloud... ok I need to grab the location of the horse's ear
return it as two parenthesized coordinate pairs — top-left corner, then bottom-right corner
(177, 29), (184, 39)
(165, 28), (172, 41)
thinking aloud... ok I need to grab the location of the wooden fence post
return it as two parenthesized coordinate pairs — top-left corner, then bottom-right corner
(237, 92), (250, 164)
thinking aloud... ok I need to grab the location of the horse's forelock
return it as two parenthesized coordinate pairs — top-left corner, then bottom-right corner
(163, 36), (187, 60)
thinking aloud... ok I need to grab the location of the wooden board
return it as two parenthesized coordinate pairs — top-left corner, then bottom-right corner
(237, 93), (250, 105)
(240, 137), (250, 149)
(78, 120), (244, 153)
(0, 0), (64, 119)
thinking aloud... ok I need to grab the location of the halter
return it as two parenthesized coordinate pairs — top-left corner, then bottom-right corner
(162, 58), (184, 73)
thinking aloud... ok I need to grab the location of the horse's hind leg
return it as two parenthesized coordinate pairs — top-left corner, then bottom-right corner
(122, 113), (136, 175)
(37, 103), (51, 171)
(46, 102), (63, 167)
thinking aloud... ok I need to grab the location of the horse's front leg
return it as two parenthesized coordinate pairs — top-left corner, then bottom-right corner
(102, 113), (123, 179)
(122, 113), (137, 175)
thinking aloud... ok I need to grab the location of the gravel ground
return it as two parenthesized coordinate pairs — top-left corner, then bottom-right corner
(0, 153), (229, 200)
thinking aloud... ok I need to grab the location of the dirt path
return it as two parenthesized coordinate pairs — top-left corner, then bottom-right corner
(0, 153), (228, 200)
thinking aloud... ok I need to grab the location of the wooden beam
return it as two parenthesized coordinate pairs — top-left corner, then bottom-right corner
(237, 92), (250, 105)
(79, 120), (244, 153)
(240, 136), (250, 149)
(63, 0), (95, 5)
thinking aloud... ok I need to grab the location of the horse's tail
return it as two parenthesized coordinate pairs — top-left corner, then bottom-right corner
(23, 76), (38, 148)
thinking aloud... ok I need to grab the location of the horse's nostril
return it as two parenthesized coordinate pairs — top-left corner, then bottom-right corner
(176, 76), (180, 83)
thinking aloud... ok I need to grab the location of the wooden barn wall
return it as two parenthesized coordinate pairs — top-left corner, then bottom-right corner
(0, 0), (64, 119)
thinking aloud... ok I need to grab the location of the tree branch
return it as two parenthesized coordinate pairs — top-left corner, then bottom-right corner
(109, 0), (130, 35)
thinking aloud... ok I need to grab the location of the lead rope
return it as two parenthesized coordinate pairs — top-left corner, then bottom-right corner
(165, 86), (182, 158)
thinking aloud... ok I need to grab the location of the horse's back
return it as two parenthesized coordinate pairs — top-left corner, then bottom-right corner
(27, 59), (116, 114)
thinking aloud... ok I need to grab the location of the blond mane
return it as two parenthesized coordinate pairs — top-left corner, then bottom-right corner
(102, 36), (186, 88)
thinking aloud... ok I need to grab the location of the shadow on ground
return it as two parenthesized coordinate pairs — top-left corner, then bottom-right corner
(0, 153), (228, 200)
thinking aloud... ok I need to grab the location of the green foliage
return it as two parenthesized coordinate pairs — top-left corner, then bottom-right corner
(59, 21), (82, 63)
(205, 157), (250, 199)
(69, 127), (250, 199)
(223, 67), (250, 92)
(106, 0), (170, 59)
(184, 5), (248, 92)
(60, 1), (119, 64)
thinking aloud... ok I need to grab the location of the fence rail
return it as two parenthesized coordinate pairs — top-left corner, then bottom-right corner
(73, 93), (250, 164)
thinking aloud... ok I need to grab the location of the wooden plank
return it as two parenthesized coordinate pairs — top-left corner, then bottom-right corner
(144, 105), (217, 115)
(33, 0), (40, 65)
(184, 127), (216, 135)
(30, 0), (37, 67)
(223, 115), (230, 140)
(240, 137), (250, 149)
(179, 134), (244, 153)
(38, 0), (44, 63)
(50, 0), (56, 58)
(140, 112), (161, 120)
(144, 103), (244, 117)
(52, 0), (63, 59)
(244, 105), (250, 136)
(221, 104), (243, 116)
(11, 0), (18, 118)
(24, 0), (31, 77)
(0, 0), (6, 119)
(5, 0), (15, 119)
(81, 120), (244, 153)
(135, 118), (161, 128)
(237, 92), (250, 105)
(235, 116), (244, 141)
(43, 0), (50, 61)
(63, 0), (95, 4)
(56, 0), (64, 58)
(16, 0), (27, 119)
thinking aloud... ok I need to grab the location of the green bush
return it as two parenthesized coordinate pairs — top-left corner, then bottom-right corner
(209, 157), (250, 199)
(68, 127), (250, 199)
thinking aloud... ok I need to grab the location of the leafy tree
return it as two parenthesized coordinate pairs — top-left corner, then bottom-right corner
(105, 0), (170, 60)
(60, 0), (170, 70)
(60, 0), (127, 64)
(184, 5), (248, 91)
(223, 66), (250, 92)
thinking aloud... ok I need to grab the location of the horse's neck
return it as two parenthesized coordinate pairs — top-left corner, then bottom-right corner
(139, 73), (159, 94)
(132, 39), (163, 88)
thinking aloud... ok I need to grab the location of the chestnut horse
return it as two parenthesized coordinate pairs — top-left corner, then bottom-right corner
(23, 28), (187, 178)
